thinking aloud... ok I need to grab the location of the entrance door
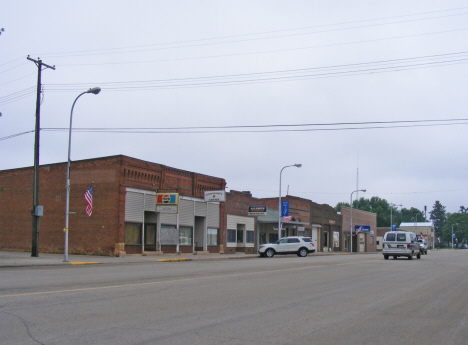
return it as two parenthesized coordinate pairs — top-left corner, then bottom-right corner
(359, 233), (365, 252)
(312, 228), (318, 249)
(144, 224), (156, 251)
(323, 231), (329, 253)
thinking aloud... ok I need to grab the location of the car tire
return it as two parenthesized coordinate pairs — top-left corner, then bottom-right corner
(393, 256), (397, 259)
(265, 248), (275, 258)
(417, 251), (421, 259)
(384, 255), (389, 260)
(297, 248), (308, 257)
(408, 253), (413, 260)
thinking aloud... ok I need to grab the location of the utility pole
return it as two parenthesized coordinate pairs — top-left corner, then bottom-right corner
(27, 56), (55, 257)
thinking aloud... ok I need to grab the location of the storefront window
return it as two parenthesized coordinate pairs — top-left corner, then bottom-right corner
(207, 228), (218, 246)
(125, 223), (141, 245)
(246, 230), (254, 243)
(179, 226), (193, 245)
(227, 229), (236, 243)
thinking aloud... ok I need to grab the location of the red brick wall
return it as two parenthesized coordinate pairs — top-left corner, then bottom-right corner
(0, 157), (122, 254)
(0, 155), (226, 255)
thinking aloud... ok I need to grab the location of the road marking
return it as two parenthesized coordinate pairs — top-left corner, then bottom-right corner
(0, 261), (370, 298)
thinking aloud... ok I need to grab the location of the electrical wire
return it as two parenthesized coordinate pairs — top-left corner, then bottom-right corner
(33, 7), (468, 59)
(42, 51), (468, 93)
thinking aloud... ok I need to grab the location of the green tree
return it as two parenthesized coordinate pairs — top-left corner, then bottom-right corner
(335, 202), (349, 212)
(401, 207), (425, 223)
(430, 201), (446, 238)
(336, 196), (401, 227)
(441, 213), (468, 247)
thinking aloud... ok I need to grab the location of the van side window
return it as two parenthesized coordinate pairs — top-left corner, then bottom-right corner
(386, 233), (396, 241)
(397, 234), (406, 241)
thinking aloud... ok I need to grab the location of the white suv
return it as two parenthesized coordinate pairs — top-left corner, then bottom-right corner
(259, 236), (316, 258)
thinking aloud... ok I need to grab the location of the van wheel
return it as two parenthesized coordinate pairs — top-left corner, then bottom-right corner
(393, 256), (397, 259)
(417, 251), (421, 259)
(384, 255), (389, 260)
(408, 253), (413, 260)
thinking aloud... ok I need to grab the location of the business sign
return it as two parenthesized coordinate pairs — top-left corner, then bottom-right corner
(204, 190), (226, 202)
(354, 225), (371, 233)
(281, 201), (289, 217)
(156, 205), (178, 213)
(391, 224), (397, 231)
(156, 193), (179, 205)
(248, 206), (267, 216)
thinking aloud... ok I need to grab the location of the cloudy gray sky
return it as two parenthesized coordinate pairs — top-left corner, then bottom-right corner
(1, 1), (467, 214)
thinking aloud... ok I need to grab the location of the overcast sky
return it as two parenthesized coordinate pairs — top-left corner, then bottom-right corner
(1, 1), (468, 214)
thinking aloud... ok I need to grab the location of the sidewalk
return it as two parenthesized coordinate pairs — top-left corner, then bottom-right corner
(0, 250), (339, 268)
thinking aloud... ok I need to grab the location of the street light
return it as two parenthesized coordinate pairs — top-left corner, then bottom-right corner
(64, 87), (101, 262)
(452, 223), (458, 249)
(350, 189), (366, 253)
(278, 164), (302, 241)
(390, 203), (402, 231)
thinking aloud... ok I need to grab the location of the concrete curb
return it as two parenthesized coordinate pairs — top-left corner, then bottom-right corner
(69, 262), (100, 265)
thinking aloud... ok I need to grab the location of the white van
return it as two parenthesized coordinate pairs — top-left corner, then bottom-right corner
(382, 231), (421, 260)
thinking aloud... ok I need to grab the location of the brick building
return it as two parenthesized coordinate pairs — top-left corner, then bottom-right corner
(0, 155), (226, 256)
(340, 206), (377, 252)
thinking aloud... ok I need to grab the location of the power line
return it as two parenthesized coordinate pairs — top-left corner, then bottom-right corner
(41, 51), (468, 93)
(4, 119), (466, 141)
(32, 7), (468, 59)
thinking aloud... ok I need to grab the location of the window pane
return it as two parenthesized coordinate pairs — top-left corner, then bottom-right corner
(397, 234), (406, 241)
(179, 226), (192, 245)
(386, 233), (396, 241)
(207, 228), (218, 246)
(246, 231), (254, 243)
(125, 223), (141, 245)
(227, 230), (236, 243)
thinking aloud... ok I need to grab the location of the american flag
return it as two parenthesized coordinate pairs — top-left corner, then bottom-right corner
(356, 227), (362, 235)
(84, 184), (93, 216)
(283, 215), (292, 223)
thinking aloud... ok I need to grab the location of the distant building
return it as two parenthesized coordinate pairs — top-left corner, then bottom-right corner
(399, 222), (434, 249)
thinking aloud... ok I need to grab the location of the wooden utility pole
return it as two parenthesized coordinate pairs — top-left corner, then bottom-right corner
(27, 56), (55, 257)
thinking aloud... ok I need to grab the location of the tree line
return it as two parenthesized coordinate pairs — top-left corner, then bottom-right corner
(335, 198), (468, 247)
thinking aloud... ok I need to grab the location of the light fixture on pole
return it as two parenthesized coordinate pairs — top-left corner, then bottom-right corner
(278, 164), (302, 241)
(452, 223), (458, 249)
(390, 203), (402, 231)
(350, 189), (366, 253)
(64, 87), (101, 262)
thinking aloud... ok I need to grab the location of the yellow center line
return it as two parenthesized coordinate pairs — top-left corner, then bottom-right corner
(0, 263), (341, 298)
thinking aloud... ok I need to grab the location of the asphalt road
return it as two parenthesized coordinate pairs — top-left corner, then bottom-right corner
(1, 250), (467, 345)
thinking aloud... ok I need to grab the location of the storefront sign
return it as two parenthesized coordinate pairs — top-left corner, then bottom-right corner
(204, 190), (226, 202)
(354, 225), (371, 232)
(156, 205), (178, 213)
(248, 206), (267, 216)
(156, 193), (179, 205)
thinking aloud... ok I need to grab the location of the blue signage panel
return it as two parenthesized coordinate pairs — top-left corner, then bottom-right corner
(281, 201), (289, 217)
(391, 224), (397, 231)
(354, 225), (371, 233)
